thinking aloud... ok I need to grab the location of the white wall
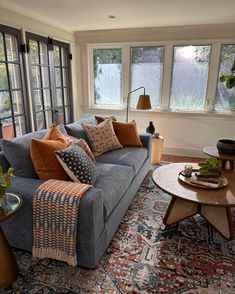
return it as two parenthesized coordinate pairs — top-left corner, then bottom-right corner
(75, 24), (235, 157)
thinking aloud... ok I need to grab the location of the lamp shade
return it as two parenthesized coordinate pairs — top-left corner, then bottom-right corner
(136, 95), (152, 110)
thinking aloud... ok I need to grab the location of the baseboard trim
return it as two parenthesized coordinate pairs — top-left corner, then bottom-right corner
(163, 146), (208, 158)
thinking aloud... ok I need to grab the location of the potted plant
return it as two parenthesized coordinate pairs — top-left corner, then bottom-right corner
(0, 167), (14, 206)
(198, 157), (219, 173)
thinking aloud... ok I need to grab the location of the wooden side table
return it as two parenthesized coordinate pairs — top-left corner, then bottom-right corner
(151, 136), (164, 164)
(0, 193), (22, 289)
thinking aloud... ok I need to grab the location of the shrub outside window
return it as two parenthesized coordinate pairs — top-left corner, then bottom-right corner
(170, 45), (211, 110)
(93, 48), (122, 106)
(130, 47), (164, 108)
(215, 44), (235, 111)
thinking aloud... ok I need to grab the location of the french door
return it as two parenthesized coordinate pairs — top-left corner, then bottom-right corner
(26, 32), (73, 130)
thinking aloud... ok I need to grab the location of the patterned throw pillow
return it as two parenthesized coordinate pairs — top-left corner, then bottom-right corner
(55, 144), (96, 185)
(64, 134), (96, 163)
(82, 119), (122, 156)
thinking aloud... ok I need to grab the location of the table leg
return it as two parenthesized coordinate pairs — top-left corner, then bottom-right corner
(0, 227), (18, 289)
(163, 197), (199, 226)
(200, 206), (233, 240)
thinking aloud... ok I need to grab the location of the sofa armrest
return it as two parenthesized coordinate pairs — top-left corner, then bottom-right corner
(139, 133), (152, 155)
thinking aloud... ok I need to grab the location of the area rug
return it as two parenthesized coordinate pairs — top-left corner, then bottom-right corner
(2, 165), (235, 294)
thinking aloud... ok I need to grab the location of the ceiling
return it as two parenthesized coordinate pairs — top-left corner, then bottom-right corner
(0, 0), (235, 32)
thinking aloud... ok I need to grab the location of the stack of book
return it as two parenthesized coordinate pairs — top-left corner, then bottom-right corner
(190, 172), (221, 188)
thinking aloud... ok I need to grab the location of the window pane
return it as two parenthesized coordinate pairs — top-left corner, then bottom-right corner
(215, 44), (235, 111)
(55, 67), (61, 87)
(0, 91), (11, 117)
(0, 63), (8, 90)
(170, 45), (211, 110)
(8, 64), (21, 89)
(45, 110), (52, 126)
(53, 46), (60, 66)
(2, 118), (14, 139)
(131, 47), (164, 108)
(0, 33), (5, 61)
(64, 88), (69, 106)
(36, 112), (45, 130)
(43, 89), (52, 110)
(41, 66), (50, 87)
(93, 48), (122, 105)
(62, 68), (68, 86)
(15, 115), (26, 136)
(32, 65), (41, 88)
(57, 108), (65, 124)
(56, 88), (63, 106)
(12, 91), (24, 115)
(5, 34), (18, 61)
(61, 47), (68, 66)
(29, 40), (39, 64)
(34, 89), (43, 111)
(40, 42), (48, 65)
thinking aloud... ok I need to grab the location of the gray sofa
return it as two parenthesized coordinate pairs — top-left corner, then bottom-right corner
(0, 120), (152, 268)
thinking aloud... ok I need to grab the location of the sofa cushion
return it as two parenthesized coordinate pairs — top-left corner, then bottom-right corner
(0, 129), (47, 178)
(96, 147), (148, 175)
(30, 126), (69, 180)
(95, 115), (117, 124)
(55, 144), (96, 185)
(95, 162), (134, 219)
(0, 125), (67, 179)
(65, 122), (89, 142)
(112, 121), (143, 147)
(82, 119), (122, 156)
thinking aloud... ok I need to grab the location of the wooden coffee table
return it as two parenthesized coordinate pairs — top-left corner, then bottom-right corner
(152, 163), (235, 240)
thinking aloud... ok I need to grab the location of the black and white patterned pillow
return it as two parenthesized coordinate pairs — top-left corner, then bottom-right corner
(55, 144), (96, 185)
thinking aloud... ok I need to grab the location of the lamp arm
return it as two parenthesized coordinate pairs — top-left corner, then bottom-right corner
(126, 86), (146, 122)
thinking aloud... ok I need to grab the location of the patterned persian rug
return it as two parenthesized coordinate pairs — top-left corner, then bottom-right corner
(2, 164), (235, 294)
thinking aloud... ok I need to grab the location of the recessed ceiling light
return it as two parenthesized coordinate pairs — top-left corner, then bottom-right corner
(107, 15), (116, 19)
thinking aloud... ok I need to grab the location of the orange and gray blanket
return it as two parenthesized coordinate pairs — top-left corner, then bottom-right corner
(32, 179), (91, 266)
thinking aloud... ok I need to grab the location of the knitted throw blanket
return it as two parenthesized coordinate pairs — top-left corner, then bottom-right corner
(32, 179), (91, 266)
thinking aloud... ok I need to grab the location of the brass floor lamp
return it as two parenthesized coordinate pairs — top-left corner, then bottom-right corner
(126, 86), (151, 122)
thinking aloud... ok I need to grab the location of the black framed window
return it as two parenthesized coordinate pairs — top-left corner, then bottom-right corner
(26, 32), (73, 130)
(0, 24), (30, 139)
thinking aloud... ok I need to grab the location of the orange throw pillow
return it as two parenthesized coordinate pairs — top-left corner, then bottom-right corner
(30, 124), (69, 180)
(112, 121), (143, 147)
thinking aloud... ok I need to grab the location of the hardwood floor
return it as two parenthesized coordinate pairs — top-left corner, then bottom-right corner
(161, 154), (205, 163)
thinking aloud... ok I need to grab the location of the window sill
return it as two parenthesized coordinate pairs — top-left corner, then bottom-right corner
(83, 106), (235, 119)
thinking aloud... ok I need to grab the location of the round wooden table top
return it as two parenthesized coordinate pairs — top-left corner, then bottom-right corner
(203, 146), (235, 160)
(152, 163), (235, 207)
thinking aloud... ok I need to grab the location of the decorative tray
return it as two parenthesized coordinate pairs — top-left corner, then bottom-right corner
(178, 170), (228, 189)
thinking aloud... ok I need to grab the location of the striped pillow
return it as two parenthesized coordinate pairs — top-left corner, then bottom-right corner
(82, 119), (122, 156)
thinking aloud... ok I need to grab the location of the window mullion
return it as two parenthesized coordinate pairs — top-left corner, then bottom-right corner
(122, 45), (130, 109)
(205, 41), (221, 112)
(48, 43), (57, 124)
(38, 42), (46, 129)
(160, 44), (173, 111)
